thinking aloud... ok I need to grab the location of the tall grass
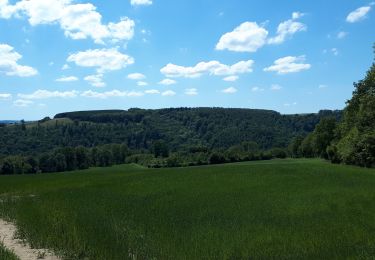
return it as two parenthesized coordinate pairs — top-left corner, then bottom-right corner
(0, 243), (19, 260)
(1, 159), (375, 259)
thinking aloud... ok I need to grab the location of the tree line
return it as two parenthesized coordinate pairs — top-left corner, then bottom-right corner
(0, 140), (291, 175)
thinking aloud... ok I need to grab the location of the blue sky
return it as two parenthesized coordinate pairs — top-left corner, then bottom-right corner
(0, 0), (374, 120)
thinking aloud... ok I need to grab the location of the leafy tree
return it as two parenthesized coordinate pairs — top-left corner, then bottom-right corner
(153, 141), (169, 158)
(289, 136), (304, 158)
(312, 117), (337, 159)
(333, 46), (375, 167)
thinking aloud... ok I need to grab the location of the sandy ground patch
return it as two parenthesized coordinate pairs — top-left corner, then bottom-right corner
(0, 219), (60, 260)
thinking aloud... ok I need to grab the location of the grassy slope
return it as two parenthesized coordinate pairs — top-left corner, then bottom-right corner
(0, 243), (19, 260)
(1, 159), (375, 259)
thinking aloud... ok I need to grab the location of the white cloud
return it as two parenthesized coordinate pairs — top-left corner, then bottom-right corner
(268, 12), (306, 44)
(0, 44), (37, 77)
(221, 87), (237, 94)
(56, 76), (78, 82)
(216, 22), (268, 52)
(331, 48), (339, 56)
(130, 0), (152, 6)
(223, 75), (239, 82)
(346, 5), (372, 23)
(127, 91), (144, 97)
(184, 88), (198, 96)
(0, 0), (135, 44)
(270, 84), (282, 90)
(284, 102), (297, 107)
(0, 93), (11, 99)
(161, 60), (254, 78)
(215, 12), (306, 52)
(106, 17), (135, 43)
(127, 73), (145, 80)
(137, 81), (148, 86)
(161, 90), (176, 96)
(144, 89), (160, 94)
(292, 12), (304, 19)
(251, 86), (264, 92)
(264, 56), (311, 74)
(67, 48), (134, 73)
(61, 64), (70, 70)
(18, 89), (78, 99)
(14, 99), (33, 107)
(159, 78), (177, 85)
(319, 84), (328, 89)
(84, 74), (105, 87)
(337, 31), (348, 39)
(81, 89), (143, 98)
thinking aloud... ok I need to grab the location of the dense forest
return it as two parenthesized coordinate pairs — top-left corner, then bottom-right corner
(0, 108), (341, 174)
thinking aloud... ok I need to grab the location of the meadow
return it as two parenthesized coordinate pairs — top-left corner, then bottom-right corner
(1, 159), (375, 259)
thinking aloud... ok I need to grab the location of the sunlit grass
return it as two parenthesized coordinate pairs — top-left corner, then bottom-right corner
(1, 159), (375, 259)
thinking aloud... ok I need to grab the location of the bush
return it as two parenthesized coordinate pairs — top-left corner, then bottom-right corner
(209, 152), (227, 165)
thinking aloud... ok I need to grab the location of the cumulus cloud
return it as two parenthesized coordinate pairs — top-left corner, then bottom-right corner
(0, 0), (135, 44)
(81, 89), (143, 98)
(56, 76), (78, 82)
(268, 12), (306, 44)
(161, 90), (176, 96)
(161, 60), (254, 78)
(184, 88), (198, 96)
(0, 44), (37, 77)
(84, 74), (105, 87)
(18, 89), (79, 99)
(216, 22), (268, 52)
(221, 87), (237, 94)
(215, 12), (306, 52)
(127, 73), (145, 80)
(130, 0), (152, 6)
(13, 99), (33, 107)
(346, 5), (372, 23)
(0, 93), (12, 99)
(159, 78), (177, 85)
(144, 89), (160, 94)
(223, 75), (239, 82)
(264, 56), (311, 74)
(67, 48), (134, 73)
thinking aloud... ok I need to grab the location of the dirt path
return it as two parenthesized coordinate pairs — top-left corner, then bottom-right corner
(0, 219), (61, 260)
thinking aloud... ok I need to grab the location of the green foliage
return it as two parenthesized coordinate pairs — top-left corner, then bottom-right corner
(288, 135), (304, 157)
(152, 140), (169, 158)
(0, 243), (19, 260)
(333, 54), (375, 167)
(0, 108), (341, 158)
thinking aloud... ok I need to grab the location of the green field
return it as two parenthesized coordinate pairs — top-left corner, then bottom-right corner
(1, 159), (375, 259)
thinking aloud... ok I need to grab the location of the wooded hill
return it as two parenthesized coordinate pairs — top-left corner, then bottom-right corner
(0, 108), (341, 157)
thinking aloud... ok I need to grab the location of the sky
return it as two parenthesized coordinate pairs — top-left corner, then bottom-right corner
(0, 0), (374, 120)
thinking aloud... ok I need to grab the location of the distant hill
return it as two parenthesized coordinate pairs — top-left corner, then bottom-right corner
(0, 120), (18, 124)
(0, 107), (342, 156)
